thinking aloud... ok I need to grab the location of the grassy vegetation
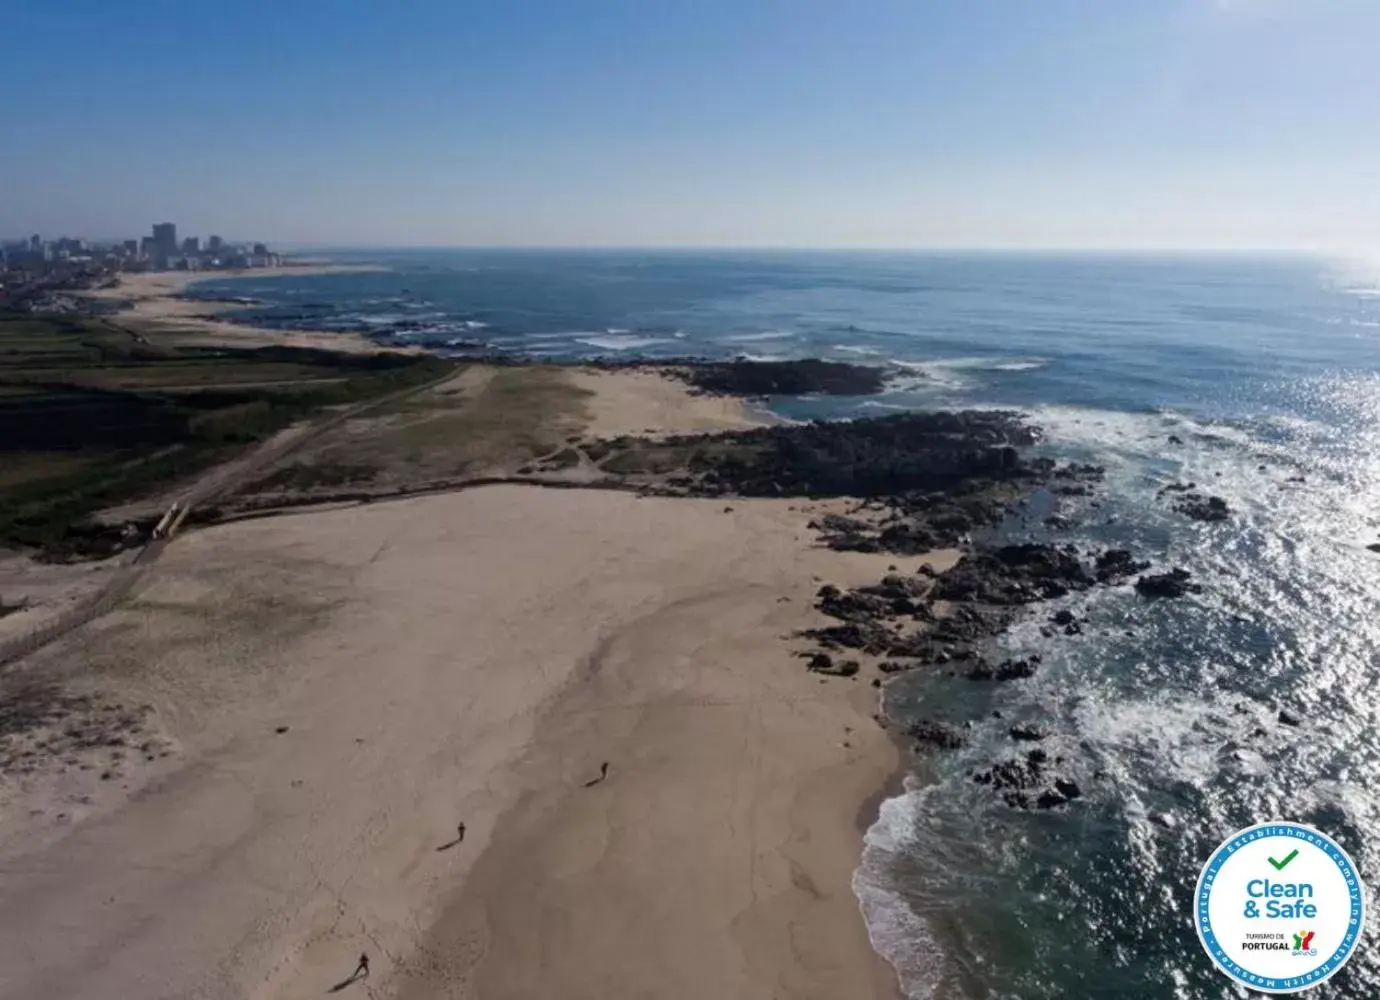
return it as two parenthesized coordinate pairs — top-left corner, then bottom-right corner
(0, 310), (451, 558)
(288, 367), (592, 483)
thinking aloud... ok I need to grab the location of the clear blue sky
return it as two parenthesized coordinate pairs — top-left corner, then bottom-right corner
(4, 0), (1377, 249)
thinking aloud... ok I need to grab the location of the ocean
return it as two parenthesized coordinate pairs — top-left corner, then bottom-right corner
(190, 250), (1380, 998)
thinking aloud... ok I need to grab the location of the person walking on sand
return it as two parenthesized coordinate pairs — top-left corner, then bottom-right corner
(457, 822), (466, 843)
(600, 761), (609, 780)
(354, 953), (370, 981)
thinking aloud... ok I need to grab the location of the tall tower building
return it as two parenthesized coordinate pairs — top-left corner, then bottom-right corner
(152, 222), (178, 256)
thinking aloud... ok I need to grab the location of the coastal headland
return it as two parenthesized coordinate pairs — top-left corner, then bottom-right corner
(83, 266), (410, 355)
(0, 286), (1207, 999)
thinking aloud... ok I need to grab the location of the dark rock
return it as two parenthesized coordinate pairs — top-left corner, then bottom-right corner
(995, 658), (1038, 681)
(1134, 568), (1202, 599)
(966, 657), (1036, 682)
(803, 652), (860, 676)
(1367, 543), (1380, 554)
(878, 660), (913, 674)
(1009, 724), (1047, 742)
(931, 543), (1094, 605)
(1278, 709), (1302, 727)
(674, 358), (887, 397)
(801, 622), (893, 655)
(908, 719), (966, 750)
(1167, 434), (1184, 445)
(1051, 609), (1076, 626)
(1035, 789), (1067, 809)
(1094, 548), (1150, 583)
(274, 726), (290, 734)
(1173, 493), (1231, 523)
(817, 588), (892, 623)
(1054, 778), (1082, 799)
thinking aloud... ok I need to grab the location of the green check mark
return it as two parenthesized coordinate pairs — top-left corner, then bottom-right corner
(1268, 848), (1299, 871)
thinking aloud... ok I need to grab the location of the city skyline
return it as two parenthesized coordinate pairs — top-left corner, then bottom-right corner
(3, 0), (1379, 251)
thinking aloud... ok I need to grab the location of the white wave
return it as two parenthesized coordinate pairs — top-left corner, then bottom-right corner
(893, 355), (1046, 373)
(885, 368), (972, 391)
(720, 330), (796, 343)
(734, 352), (787, 362)
(575, 334), (671, 351)
(833, 344), (882, 356)
(854, 784), (944, 1000)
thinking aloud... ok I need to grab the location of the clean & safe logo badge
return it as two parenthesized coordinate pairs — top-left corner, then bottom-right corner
(1196, 822), (1365, 993)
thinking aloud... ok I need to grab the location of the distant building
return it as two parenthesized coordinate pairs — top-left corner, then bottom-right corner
(182, 236), (200, 254)
(29, 234), (40, 252)
(252, 242), (269, 256)
(140, 235), (156, 256)
(123, 239), (139, 256)
(207, 234), (224, 252)
(152, 222), (178, 257)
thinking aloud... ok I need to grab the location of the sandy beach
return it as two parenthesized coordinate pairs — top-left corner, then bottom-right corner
(86, 265), (415, 354)
(0, 371), (935, 1000)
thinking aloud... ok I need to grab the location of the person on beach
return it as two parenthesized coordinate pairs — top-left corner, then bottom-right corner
(600, 761), (609, 780)
(354, 953), (370, 981)
(457, 822), (466, 842)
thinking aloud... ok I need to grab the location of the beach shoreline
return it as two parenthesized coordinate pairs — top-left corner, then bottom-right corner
(0, 366), (919, 1000)
(83, 264), (418, 355)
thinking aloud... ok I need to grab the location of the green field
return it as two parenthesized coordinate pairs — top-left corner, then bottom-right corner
(0, 310), (451, 558)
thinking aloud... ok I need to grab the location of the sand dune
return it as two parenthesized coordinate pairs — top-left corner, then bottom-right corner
(0, 485), (947, 999)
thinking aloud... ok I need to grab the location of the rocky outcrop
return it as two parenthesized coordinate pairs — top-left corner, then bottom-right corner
(907, 719), (966, 750)
(1173, 492), (1231, 523)
(803, 651), (860, 676)
(1094, 549), (1150, 583)
(930, 543), (1095, 604)
(966, 656), (1040, 682)
(1134, 568), (1202, 599)
(669, 359), (887, 397)
(972, 748), (1083, 810)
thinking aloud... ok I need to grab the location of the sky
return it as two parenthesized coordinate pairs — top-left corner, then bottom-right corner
(3, 0), (1378, 250)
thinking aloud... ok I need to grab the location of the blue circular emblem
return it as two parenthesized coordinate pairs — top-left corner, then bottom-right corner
(1195, 821), (1365, 994)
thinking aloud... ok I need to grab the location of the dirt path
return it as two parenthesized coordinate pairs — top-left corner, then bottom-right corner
(0, 369), (456, 670)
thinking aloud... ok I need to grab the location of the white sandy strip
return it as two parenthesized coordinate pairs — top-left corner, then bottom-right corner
(84, 266), (414, 355)
(567, 367), (774, 436)
(0, 486), (955, 1000)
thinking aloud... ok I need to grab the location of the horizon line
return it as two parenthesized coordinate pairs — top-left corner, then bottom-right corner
(277, 244), (1345, 256)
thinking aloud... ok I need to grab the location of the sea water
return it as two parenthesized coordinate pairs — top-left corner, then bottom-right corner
(191, 250), (1380, 998)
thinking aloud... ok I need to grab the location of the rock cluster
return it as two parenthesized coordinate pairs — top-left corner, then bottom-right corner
(1134, 568), (1202, 599)
(973, 748), (1083, 810)
(669, 358), (888, 397)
